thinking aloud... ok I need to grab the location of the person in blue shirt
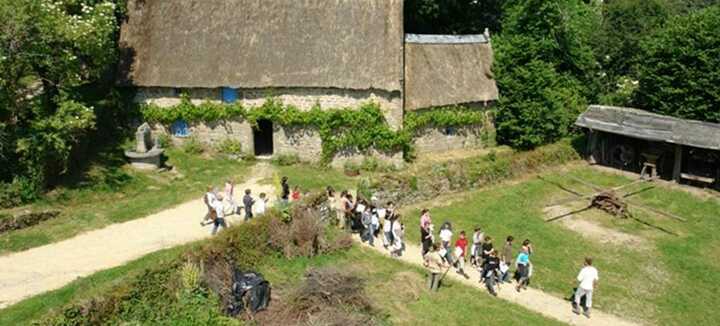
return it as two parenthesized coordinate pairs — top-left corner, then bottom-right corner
(515, 245), (531, 292)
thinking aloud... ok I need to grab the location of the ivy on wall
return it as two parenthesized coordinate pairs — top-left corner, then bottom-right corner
(141, 95), (493, 162)
(404, 105), (493, 134)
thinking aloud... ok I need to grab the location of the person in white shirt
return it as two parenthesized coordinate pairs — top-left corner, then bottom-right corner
(573, 257), (599, 318)
(391, 217), (404, 257)
(211, 194), (227, 235)
(439, 222), (453, 264)
(254, 192), (268, 216)
(201, 186), (217, 226)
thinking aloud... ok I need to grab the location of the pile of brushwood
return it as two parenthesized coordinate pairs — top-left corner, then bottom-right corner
(38, 202), (354, 325)
(255, 267), (383, 325)
(364, 138), (583, 206)
(0, 209), (61, 234)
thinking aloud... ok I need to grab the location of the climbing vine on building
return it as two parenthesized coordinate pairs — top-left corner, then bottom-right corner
(141, 95), (493, 162)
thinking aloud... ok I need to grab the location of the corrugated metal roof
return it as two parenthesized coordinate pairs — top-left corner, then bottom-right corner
(575, 105), (720, 150)
(405, 34), (489, 44)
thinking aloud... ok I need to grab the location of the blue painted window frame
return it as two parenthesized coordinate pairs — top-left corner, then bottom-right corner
(221, 87), (238, 103)
(171, 119), (190, 137)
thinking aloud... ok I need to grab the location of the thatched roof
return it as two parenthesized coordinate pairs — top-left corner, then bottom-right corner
(404, 34), (498, 111)
(576, 105), (720, 151)
(118, 0), (403, 91)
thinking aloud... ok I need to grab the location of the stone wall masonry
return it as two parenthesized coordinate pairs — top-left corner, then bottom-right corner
(413, 124), (488, 154)
(272, 126), (323, 161)
(330, 149), (404, 169)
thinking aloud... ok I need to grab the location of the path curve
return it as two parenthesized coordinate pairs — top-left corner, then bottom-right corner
(0, 163), (275, 309)
(355, 236), (639, 326)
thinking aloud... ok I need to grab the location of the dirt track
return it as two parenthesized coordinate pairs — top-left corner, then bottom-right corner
(0, 163), (275, 309)
(355, 236), (640, 326)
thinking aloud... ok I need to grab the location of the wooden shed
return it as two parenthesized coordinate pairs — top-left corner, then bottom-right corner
(576, 105), (720, 188)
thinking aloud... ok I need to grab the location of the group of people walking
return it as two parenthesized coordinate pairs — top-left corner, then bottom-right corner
(200, 178), (599, 319)
(330, 188), (406, 257)
(200, 179), (270, 234)
(419, 208), (599, 318)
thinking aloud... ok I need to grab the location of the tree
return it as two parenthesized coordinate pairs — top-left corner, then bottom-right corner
(404, 0), (503, 34)
(494, 0), (600, 149)
(0, 0), (120, 202)
(634, 5), (720, 122)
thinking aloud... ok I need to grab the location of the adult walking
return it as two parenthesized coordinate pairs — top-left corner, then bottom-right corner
(242, 189), (255, 221)
(280, 176), (290, 204)
(515, 246), (531, 292)
(211, 194), (227, 235)
(423, 242), (448, 292)
(573, 257), (599, 318)
(419, 209), (433, 256)
(201, 186), (217, 226)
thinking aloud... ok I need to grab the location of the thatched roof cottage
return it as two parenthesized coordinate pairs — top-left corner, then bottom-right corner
(119, 0), (498, 163)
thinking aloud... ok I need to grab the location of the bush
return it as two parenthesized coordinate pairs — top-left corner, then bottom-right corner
(343, 161), (361, 176)
(0, 177), (41, 208)
(367, 138), (583, 206)
(181, 136), (204, 155)
(214, 138), (242, 156)
(635, 5), (720, 122)
(271, 153), (300, 166)
(156, 133), (173, 149)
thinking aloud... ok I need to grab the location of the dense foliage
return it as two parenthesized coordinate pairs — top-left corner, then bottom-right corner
(404, 0), (503, 34)
(0, 0), (126, 204)
(634, 5), (720, 122)
(494, 0), (599, 149)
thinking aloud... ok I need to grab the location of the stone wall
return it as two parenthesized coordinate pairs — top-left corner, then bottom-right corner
(139, 87), (403, 164)
(411, 102), (494, 154)
(413, 124), (489, 154)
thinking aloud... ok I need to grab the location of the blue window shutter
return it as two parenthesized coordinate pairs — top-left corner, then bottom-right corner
(221, 87), (238, 103)
(171, 120), (190, 137)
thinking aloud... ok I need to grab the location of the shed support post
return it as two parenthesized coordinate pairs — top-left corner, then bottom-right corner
(587, 130), (598, 164)
(672, 145), (683, 182)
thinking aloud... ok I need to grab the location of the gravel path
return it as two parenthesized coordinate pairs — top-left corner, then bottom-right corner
(355, 235), (640, 326)
(0, 163), (275, 309)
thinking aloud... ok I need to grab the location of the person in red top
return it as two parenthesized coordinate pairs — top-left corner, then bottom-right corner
(454, 231), (470, 278)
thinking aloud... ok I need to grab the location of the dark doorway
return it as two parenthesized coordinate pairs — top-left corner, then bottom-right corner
(253, 119), (274, 156)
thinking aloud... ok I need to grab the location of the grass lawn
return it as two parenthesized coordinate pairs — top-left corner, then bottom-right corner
(265, 163), (361, 193)
(0, 149), (251, 254)
(0, 245), (188, 325)
(256, 247), (563, 325)
(400, 165), (720, 325)
(0, 244), (562, 325)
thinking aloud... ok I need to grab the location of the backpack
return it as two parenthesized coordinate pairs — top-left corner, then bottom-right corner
(227, 268), (271, 316)
(361, 212), (371, 226)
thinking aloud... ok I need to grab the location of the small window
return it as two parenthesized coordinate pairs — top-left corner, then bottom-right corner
(173, 88), (183, 96)
(171, 119), (190, 137)
(221, 87), (238, 103)
(444, 126), (457, 136)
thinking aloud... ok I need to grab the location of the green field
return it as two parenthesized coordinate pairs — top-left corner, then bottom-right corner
(0, 149), (250, 254)
(0, 243), (561, 325)
(400, 166), (720, 325)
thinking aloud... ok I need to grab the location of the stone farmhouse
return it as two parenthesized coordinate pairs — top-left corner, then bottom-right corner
(118, 0), (498, 165)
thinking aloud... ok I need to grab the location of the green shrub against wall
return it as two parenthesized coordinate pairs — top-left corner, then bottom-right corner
(141, 96), (494, 163)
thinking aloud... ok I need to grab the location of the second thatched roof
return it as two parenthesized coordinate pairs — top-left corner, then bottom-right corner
(404, 34), (499, 111)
